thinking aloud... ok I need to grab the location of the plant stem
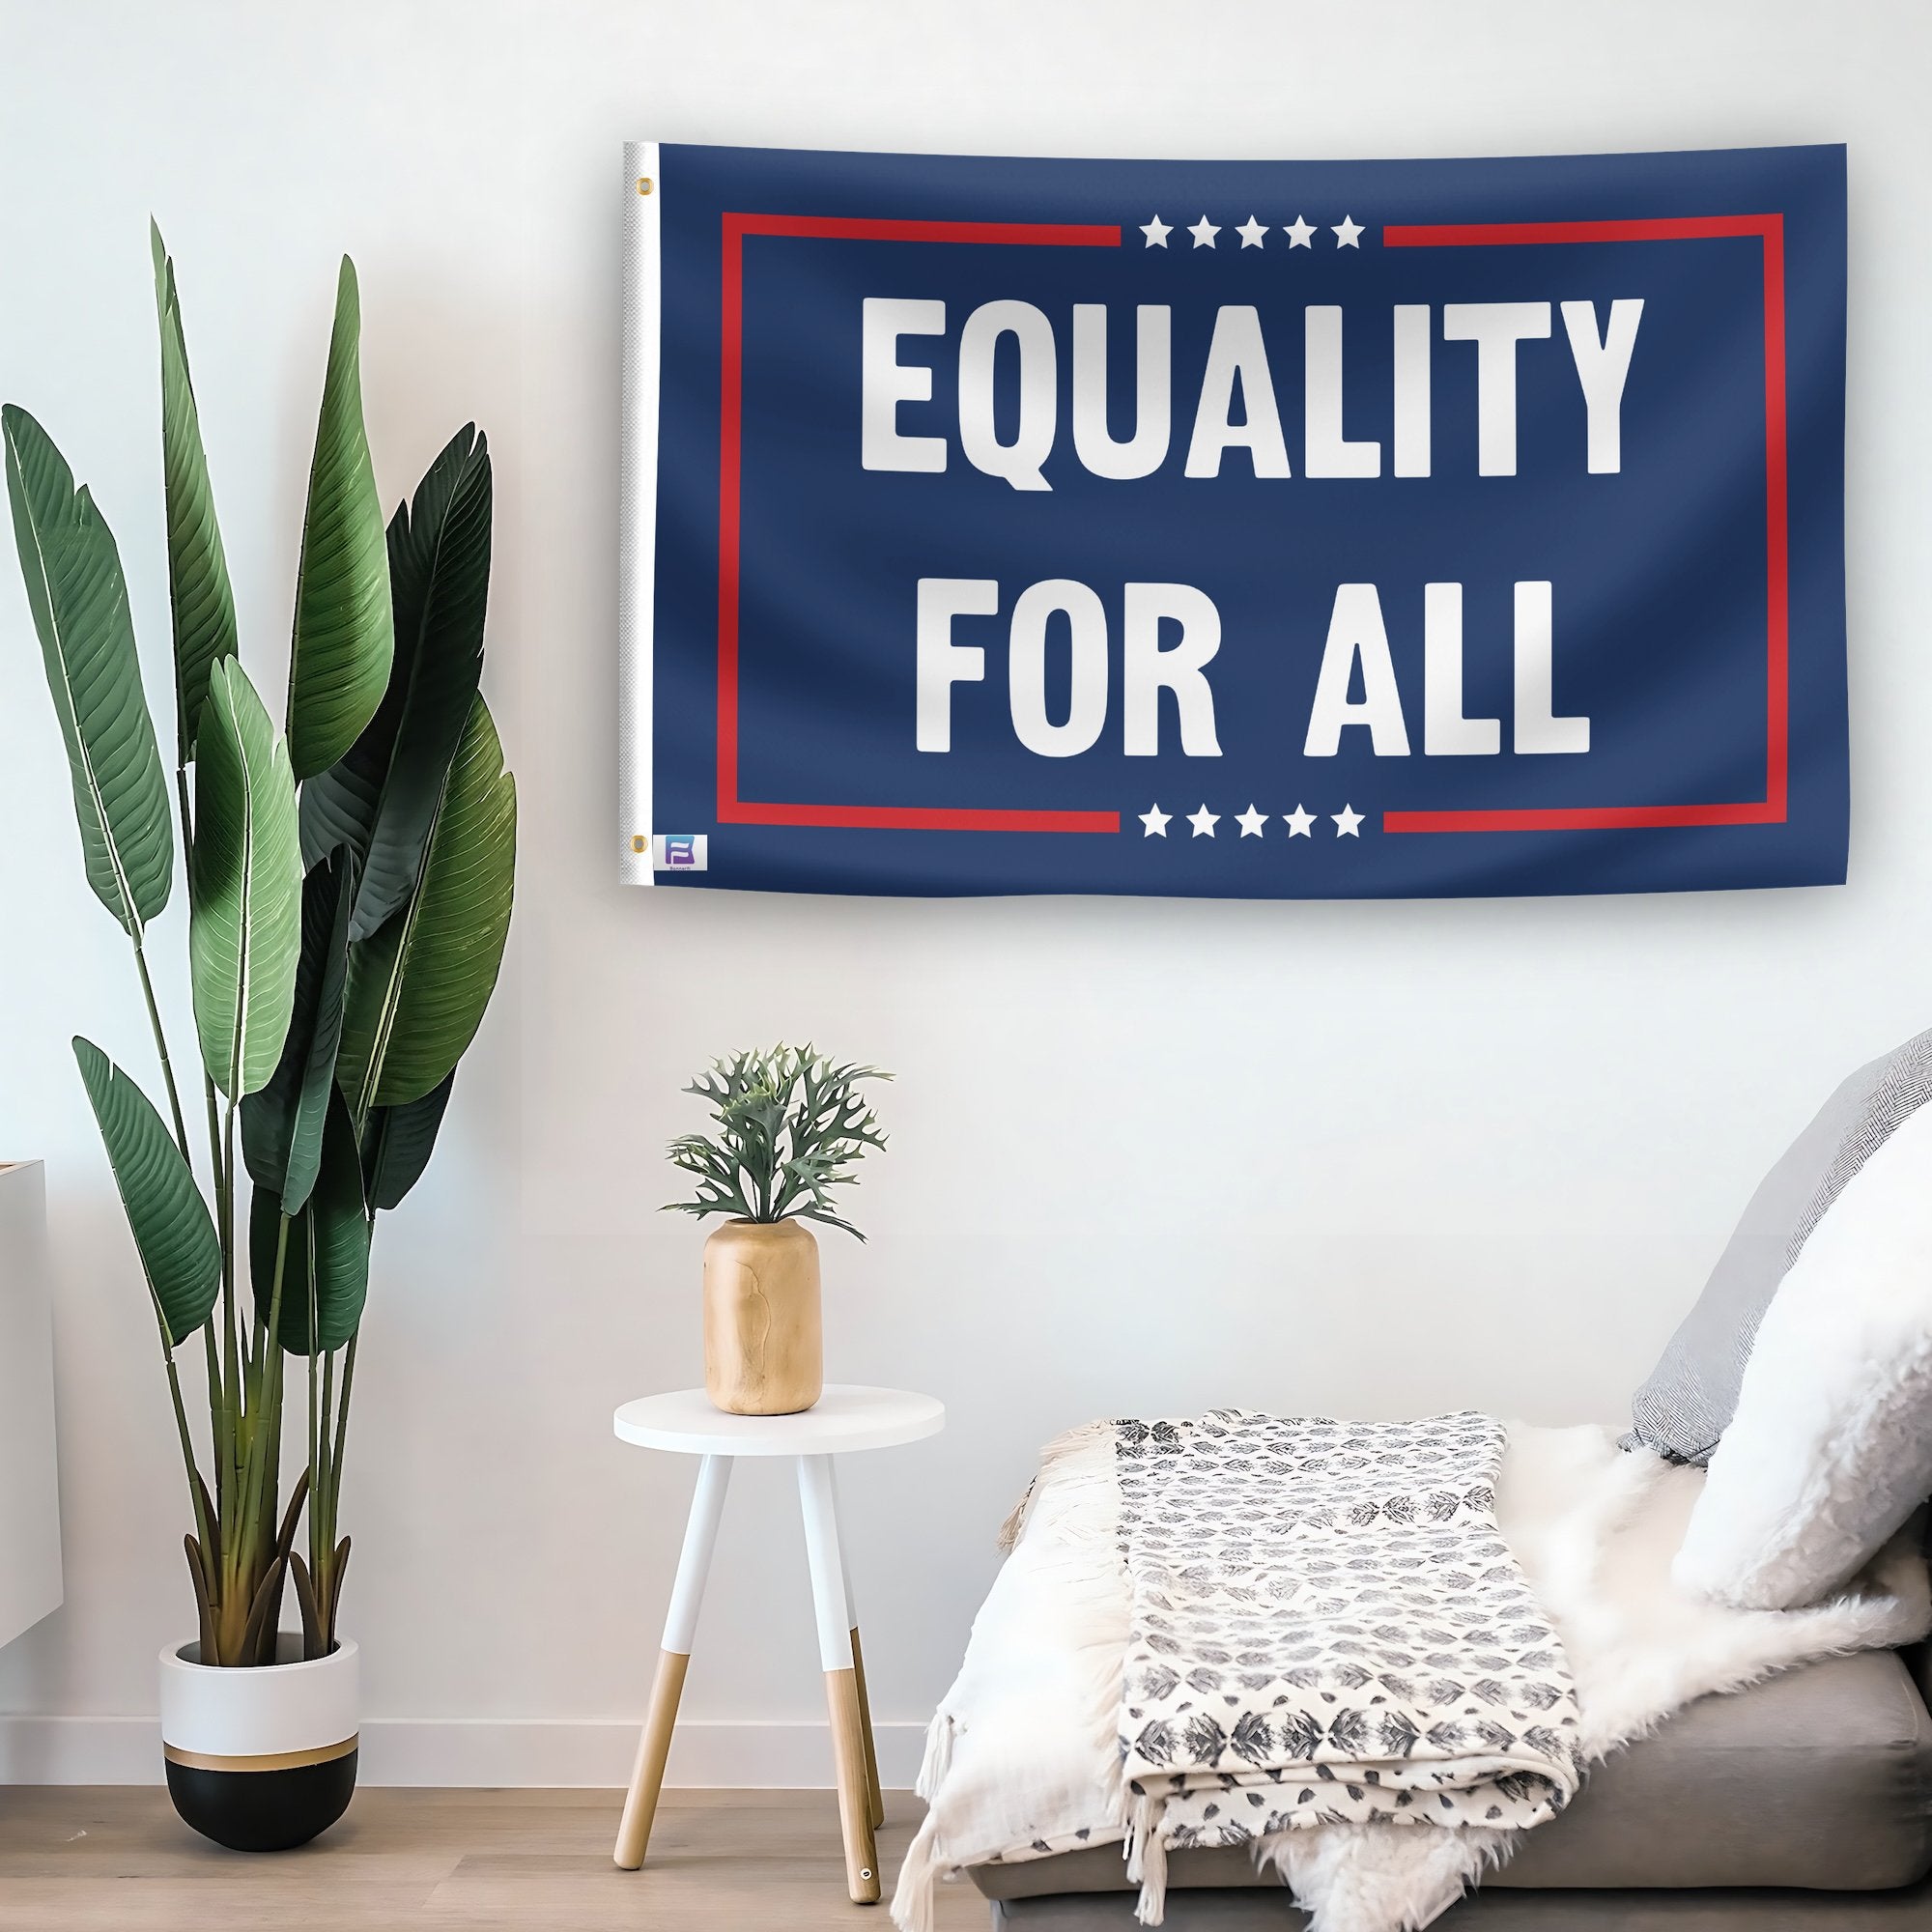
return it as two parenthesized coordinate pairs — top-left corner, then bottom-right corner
(315, 1347), (336, 1560)
(323, 1345), (357, 1646)
(202, 1321), (225, 1525)
(241, 1215), (291, 1584)
(130, 937), (190, 1165)
(330, 1333), (356, 1501)
(218, 1097), (242, 1607)
(128, 767), (224, 1640)
(162, 1350), (213, 1564)
(217, 1212), (287, 1663)
(307, 1334), (321, 1544)
(200, 1074), (226, 1514)
(220, 1096), (239, 1409)
(174, 766), (194, 855)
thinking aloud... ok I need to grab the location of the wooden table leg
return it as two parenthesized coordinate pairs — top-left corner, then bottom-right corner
(826, 1462), (885, 1830)
(825, 1662), (879, 1899)
(798, 1454), (880, 1903)
(614, 1454), (732, 1869)
(849, 1625), (885, 1832)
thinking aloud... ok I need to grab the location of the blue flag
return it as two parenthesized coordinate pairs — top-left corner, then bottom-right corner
(620, 141), (1846, 899)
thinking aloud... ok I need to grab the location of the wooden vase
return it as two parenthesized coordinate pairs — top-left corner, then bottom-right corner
(702, 1218), (823, 1415)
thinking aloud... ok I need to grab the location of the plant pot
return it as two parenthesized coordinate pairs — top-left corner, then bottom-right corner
(159, 1634), (358, 1852)
(703, 1216), (823, 1415)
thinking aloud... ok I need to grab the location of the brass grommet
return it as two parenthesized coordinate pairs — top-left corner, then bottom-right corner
(631, 835), (647, 853)
(637, 176), (653, 196)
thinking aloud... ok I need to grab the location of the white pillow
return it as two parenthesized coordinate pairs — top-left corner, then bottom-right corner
(1672, 1097), (1932, 1610)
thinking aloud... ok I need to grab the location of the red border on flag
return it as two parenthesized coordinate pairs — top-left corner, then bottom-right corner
(1379, 213), (1789, 834)
(715, 213), (1122, 833)
(711, 211), (1788, 839)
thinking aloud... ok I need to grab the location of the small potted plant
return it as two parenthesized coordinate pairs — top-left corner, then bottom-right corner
(666, 1046), (889, 1415)
(5, 229), (514, 1851)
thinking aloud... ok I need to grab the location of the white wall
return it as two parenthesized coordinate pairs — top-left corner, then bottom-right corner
(2, 0), (1929, 1786)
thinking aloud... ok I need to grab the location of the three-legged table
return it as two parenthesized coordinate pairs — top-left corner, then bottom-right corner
(610, 1385), (946, 1902)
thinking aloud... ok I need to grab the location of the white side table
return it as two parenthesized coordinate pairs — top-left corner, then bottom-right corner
(611, 1383), (945, 1903)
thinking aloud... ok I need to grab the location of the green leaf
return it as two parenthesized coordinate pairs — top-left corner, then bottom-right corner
(73, 1037), (219, 1348)
(360, 1070), (455, 1212)
(242, 848), (355, 1213)
(338, 695), (515, 1113)
(189, 658), (302, 1098)
(250, 1088), (369, 1355)
(287, 258), (392, 781)
(3, 405), (174, 936)
(301, 426), (491, 943)
(151, 223), (238, 764)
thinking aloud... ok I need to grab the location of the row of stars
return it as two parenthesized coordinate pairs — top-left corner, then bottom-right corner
(1140, 213), (1366, 250)
(1140, 803), (1367, 838)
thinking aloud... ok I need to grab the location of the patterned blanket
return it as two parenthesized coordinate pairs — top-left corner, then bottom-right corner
(1113, 1411), (1583, 1915)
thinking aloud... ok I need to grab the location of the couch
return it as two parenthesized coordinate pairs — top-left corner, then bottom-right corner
(967, 1647), (1932, 1926)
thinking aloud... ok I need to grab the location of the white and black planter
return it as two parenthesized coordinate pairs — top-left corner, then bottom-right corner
(159, 1635), (358, 1852)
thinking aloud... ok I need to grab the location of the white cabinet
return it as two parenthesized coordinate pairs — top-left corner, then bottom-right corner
(0, 1162), (61, 1648)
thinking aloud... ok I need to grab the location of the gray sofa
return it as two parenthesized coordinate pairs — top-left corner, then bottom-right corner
(968, 1648), (1932, 1927)
(962, 1033), (1932, 1928)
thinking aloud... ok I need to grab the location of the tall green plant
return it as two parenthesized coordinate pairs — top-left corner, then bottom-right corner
(6, 227), (516, 1665)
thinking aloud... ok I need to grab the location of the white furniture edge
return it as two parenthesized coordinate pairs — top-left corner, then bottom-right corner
(612, 1383), (945, 1457)
(0, 1159), (62, 1650)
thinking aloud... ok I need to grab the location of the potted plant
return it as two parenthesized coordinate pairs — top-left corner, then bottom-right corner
(666, 1046), (889, 1415)
(4, 227), (515, 1850)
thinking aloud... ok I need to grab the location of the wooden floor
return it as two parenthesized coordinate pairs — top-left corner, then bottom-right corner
(0, 1786), (987, 1930)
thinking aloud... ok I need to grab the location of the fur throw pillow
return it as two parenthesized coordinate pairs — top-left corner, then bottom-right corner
(1674, 1100), (1932, 1609)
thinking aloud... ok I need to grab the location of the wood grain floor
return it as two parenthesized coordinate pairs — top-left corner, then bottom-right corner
(0, 1786), (986, 1930)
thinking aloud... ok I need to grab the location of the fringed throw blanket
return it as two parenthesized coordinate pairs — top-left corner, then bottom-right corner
(1109, 1411), (1581, 1918)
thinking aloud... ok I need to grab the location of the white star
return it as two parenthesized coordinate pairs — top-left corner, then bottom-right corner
(1188, 215), (1220, 249)
(1283, 805), (1316, 838)
(1332, 214), (1364, 249)
(1236, 805), (1268, 838)
(1282, 215), (1316, 248)
(1140, 213), (1172, 248)
(1332, 804), (1364, 838)
(1139, 803), (1172, 838)
(1188, 804), (1220, 838)
(1236, 215), (1267, 249)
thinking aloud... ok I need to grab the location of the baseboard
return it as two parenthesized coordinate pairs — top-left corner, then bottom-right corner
(0, 1715), (928, 1788)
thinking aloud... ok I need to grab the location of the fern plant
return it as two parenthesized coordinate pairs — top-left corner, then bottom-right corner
(5, 226), (516, 1665)
(665, 1045), (890, 1238)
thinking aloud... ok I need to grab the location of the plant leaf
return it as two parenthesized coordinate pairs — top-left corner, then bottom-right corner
(189, 658), (302, 1098)
(338, 695), (515, 1114)
(72, 1037), (219, 1347)
(3, 405), (174, 935)
(239, 1556), (287, 1668)
(242, 848), (355, 1212)
(250, 1088), (370, 1355)
(287, 257), (392, 780)
(151, 223), (238, 763)
(184, 1536), (217, 1661)
(290, 1551), (323, 1659)
(301, 426), (491, 944)
(360, 1069), (455, 1212)
(273, 1469), (310, 1572)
